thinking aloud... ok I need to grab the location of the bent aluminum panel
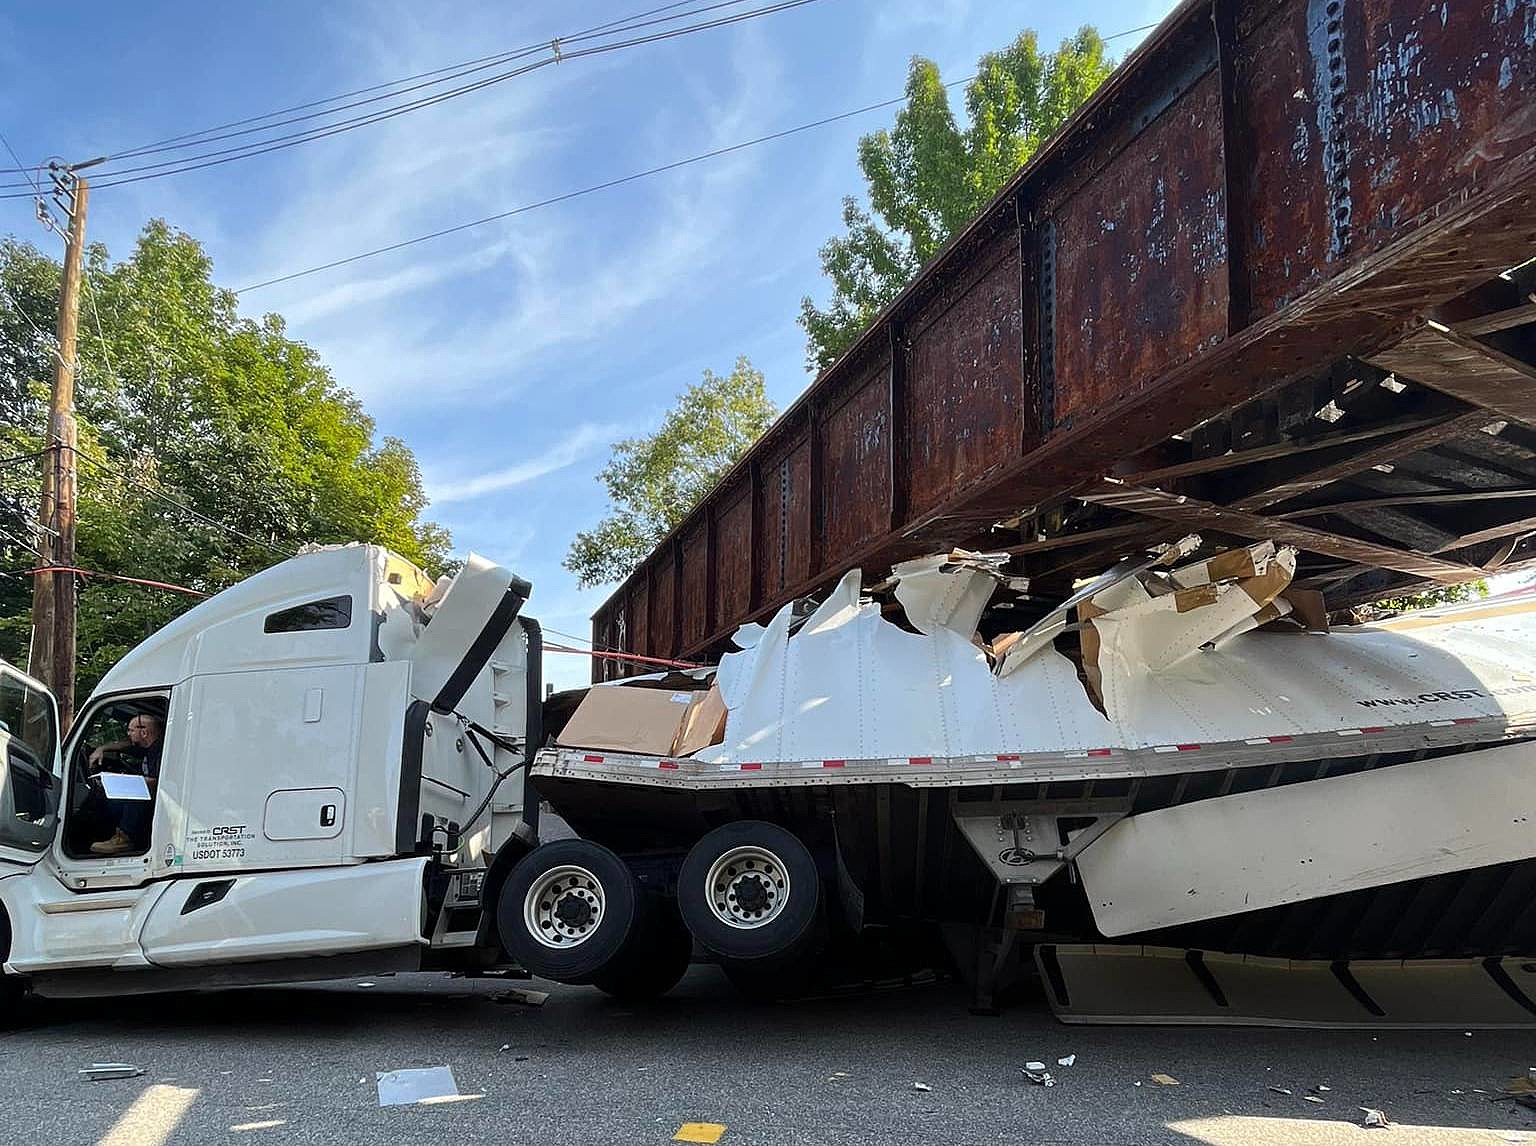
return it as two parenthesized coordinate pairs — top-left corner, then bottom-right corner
(1077, 740), (1536, 937)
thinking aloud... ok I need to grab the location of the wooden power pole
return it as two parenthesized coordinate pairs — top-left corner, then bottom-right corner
(30, 169), (88, 730)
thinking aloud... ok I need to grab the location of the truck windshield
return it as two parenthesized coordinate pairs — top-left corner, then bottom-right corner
(0, 669), (59, 853)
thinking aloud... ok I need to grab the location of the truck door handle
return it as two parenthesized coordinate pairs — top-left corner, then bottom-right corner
(320, 804), (336, 827)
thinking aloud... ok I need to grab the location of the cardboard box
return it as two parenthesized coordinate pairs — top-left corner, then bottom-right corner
(556, 687), (696, 755)
(673, 685), (728, 756)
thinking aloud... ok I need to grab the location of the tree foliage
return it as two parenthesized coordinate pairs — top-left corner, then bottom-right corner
(0, 223), (450, 695)
(799, 27), (1113, 370)
(565, 357), (776, 588)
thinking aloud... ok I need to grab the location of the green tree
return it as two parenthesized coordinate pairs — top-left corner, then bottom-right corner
(0, 222), (451, 695)
(565, 357), (777, 588)
(800, 27), (1113, 370)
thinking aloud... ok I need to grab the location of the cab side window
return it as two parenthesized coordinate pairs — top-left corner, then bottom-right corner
(63, 695), (170, 860)
(0, 671), (59, 853)
(265, 595), (352, 634)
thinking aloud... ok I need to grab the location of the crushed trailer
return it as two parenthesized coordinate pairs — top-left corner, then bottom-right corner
(0, 540), (1534, 1023)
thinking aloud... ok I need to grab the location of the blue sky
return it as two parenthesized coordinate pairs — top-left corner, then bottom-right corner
(0, 0), (1175, 688)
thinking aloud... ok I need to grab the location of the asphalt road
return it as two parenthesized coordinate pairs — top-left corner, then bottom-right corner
(5, 968), (1536, 1146)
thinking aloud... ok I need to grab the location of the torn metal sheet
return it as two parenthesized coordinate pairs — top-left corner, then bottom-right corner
(698, 559), (1536, 764)
(993, 536), (1200, 677)
(890, 549), (1022, 638)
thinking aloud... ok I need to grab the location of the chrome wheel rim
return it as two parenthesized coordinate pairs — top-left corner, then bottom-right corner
(525, 864), (606, 948)
(705, 845), (790, 930)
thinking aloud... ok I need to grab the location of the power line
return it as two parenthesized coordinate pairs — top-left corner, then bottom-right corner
(0, 448), (46, 470)
(236, 81), (958, 293)
(0, 0), (826, 197)
(1, 0), (743, 174)
(69, 444), (299, 559)
(229, 19), (1164, 295)
(0, 126), (41, 194)
(96, 0), (761, 167)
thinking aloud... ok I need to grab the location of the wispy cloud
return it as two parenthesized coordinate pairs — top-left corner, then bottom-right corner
(425, 420), (619, 503)
(233, 15), (790, 408)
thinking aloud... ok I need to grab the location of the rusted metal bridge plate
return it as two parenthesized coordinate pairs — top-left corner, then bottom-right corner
(593, 0), (1536, 677)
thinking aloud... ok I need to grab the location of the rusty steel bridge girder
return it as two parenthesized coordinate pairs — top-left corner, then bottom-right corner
(592, 0), (1536, 678)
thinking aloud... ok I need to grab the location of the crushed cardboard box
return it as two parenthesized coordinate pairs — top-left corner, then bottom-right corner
(556, 683), (728, 757)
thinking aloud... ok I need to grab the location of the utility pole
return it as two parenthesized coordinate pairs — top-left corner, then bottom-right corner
(30, 168), (88, 730)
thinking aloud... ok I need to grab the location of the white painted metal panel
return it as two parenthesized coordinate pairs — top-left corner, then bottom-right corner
(139, 857), (428, 966)
(263, 788), (344, 841)
(699, 567), (1536, 765)
(409, 554), (515, 705)
(1078, 741), (1536, 936)
(352, 660), (409, 858)
(1, 871), (168, 973)
(171, 664), (362, 872)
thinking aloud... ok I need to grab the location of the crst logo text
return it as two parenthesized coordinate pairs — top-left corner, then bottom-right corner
(210, 825), (246, 837)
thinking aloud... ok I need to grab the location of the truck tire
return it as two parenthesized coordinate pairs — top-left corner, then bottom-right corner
(497, 840), (639, 984)
(592, 894), (693, 1002)
(678, 821), (821, 962)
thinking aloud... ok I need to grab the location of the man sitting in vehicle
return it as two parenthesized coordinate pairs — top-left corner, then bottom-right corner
(88, 712), (164, 856)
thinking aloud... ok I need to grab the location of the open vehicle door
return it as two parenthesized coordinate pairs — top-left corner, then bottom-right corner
(0, 663), (61, 867)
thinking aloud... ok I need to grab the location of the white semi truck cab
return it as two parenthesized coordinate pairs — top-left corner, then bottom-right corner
(0, 544), (545, 999)
(7, 540), (1536, 1022)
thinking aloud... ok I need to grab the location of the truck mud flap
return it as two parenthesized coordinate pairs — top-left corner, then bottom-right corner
(1036, 944), (1536, 1028)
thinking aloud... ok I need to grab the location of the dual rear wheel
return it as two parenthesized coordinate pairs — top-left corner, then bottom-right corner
(497, 820), (822, 1001)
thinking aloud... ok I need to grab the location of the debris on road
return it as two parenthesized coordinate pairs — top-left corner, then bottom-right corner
(914, 1082), (931, 1092)
(1021, 1064), (1056, 1087)
(1151, 1074), (1180, 1087)
(1304, 1096), (1325, 1104)
(490, 988), (549, 1007)
(1267, 1086), (1293, 1095)
(1057, 1055), (1077, 1068)
(376, 1066), (459, 1107)
(1359, 1107), (1391, 1128)
(673, 1123), (726, 1144)
(1314, 1085), (1332, 1093)
(79, 1063), (144, 1081)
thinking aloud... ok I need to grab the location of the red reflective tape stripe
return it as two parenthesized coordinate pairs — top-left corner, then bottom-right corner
(1359, 726), (1387, 734)
(909, 757), (932, 766)
(739, 762), (763, 771)
(1087, 748), (1112, 757)
(582, 754), (604, 763)
(996, 754), (1021, 762)
(1176, 743), (1201, 751)
(822, 760), (846, 768)
(1453, 717), (1480, 725)
(658, 761), (679, 770)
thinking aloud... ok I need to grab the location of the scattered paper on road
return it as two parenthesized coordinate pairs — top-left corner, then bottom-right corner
(1057, 1055), (1076, 1068)
(1151, 1074), (1180, 1087)
(376, 1066), (459, 1107)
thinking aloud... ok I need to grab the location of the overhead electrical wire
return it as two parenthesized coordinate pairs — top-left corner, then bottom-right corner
(93, 0), (742, 165)
(95, 0), (765, 169)
(0, 126), (41, 194)
(228, 17), (1164, 294)
(69, 444), (299, 559)
(0, 0), (825, 197)
(0, 0), (746, 178)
